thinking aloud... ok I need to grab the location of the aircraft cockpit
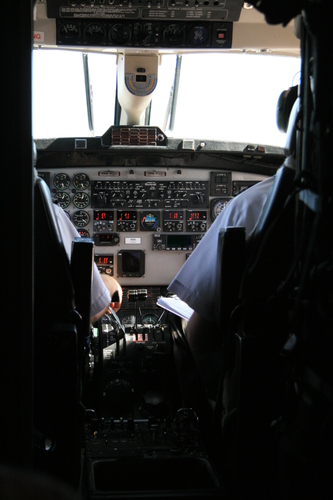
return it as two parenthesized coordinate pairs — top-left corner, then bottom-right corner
(3, 1), (333, 499)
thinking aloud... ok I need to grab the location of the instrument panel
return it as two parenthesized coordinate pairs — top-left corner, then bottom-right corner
(38, 166), (267, 288)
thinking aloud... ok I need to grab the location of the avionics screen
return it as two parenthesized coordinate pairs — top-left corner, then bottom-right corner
(117, 250), (145, 277)
(167, 235), (191, 248)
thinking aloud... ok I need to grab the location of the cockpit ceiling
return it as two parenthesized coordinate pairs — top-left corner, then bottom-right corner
(33, 1), (300, 54)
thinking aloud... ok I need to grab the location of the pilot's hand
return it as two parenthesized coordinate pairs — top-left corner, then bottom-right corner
(100, 273), (123, 313)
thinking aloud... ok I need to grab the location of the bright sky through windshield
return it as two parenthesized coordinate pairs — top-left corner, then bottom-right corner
(33, 50), (300, 147)
(166, 53), (300, 146)
(33, 50), (117, 138)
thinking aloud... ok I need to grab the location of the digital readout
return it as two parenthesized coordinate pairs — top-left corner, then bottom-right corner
(163, 210), (184, 221)
(94, 210), (114, 221)
(117, 210), (137, 221)
(98, 234), (116, 243)
(94, 255), (113, 266)
(186, 210), (207, 221)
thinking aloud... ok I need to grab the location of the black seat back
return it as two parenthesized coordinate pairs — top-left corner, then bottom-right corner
(33, 176), (92, 486)
(216, 165), (297, 496)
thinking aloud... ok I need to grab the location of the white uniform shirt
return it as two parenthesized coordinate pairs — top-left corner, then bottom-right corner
(54, 203), (111, 318)
(168, 176), (274, 323)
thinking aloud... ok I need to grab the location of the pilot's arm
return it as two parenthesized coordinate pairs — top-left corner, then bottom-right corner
(168, 177), (275, 406)
(168, 176), (275, 324)
(91, 273), (123, 323)
(54, 203), (122, 322)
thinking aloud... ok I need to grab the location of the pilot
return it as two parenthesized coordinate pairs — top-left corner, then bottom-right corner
(168, 87), (298, 414)
(53, 199), (122, 323)
(168, 176), (275, 413)
(33, 154), (122, 323)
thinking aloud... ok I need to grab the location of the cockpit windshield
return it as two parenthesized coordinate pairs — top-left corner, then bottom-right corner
(33, 49), (300, 147)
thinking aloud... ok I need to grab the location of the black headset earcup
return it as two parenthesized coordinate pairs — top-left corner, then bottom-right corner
(276, 86), (298, 133)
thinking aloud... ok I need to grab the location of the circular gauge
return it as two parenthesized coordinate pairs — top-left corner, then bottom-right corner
(122, 315), (136, 326)
(84, 22), (106, 44)
(58, 22), (81, 44)
(142, 313), (159, 326)
(72, 210), (90, 228)
(188, 25), (210, 47)
(53, 191), (71, 209)
(140, 212), (160, 231)
(109, 24), (131, 45)
(78, 230), (90, 238)
(53, 173), (71, 190)
(73, 173), (90, 190)
(73, 192), (90, 209)
(210, 198), (232, 221)
(163, 24), (185, 46)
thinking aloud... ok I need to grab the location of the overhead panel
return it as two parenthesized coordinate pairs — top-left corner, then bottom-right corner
(46, 0), (244, 22)
(45, 0), (244, 49)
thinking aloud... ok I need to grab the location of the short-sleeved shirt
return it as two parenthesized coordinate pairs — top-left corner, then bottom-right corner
(53, 203), (111, 318)
(168, 176), (274, 324)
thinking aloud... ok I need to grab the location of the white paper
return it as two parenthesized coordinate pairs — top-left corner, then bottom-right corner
(157, 295), (194, 321)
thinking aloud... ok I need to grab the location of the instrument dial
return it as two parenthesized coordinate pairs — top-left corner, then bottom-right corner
(53, 173), (71, 190)
(84, 23), (106, 44)
(122, 315), (136, 326)
(73, 192), (90, 209)
(109, 24), (131, 45)
(163, 24), (185, 46)
(140, 212), (160, 231)
(53, 192), (70, 209)
(188, 25), (210, 47)
(58, 22), (81, 43)
(210, 198), (232, 221)
(73, 173), (90, 190)
(72, 210), (90, 228)
(78, 230), (90, 238)
(142, 313), (159, 325)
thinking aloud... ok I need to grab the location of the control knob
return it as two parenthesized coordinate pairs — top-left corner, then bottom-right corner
(97, 193), (108, 205)
(193, 193), (205, 204)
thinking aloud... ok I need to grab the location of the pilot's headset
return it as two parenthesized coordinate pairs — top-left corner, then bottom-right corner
(276, 85), (300, 161)
(276, 85), (299, 134)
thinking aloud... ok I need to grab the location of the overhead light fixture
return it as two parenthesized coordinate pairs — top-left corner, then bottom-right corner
(243, 3), (254, 9)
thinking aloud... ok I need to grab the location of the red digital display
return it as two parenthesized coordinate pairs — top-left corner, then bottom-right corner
(95, 255), (113, 265)
(186, 210), (207, 221)
(94, 210), (114, 221)
(117, 210), (137, 221)
(119, 212), (130, 220)
(163, 210), (183, 221)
